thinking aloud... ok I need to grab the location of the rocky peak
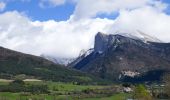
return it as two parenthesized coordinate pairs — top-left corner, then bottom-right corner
(94, 32), (143, 53)
(94, 32), (109, 53)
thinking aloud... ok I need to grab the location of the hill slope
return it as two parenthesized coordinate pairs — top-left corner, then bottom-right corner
(0, 47), (104, 84)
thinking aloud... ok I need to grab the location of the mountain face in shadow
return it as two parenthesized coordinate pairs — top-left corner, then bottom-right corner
(72, 32), (170, 82)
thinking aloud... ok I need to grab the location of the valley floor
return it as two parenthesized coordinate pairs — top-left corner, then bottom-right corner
(0, 92), (131, 100)
(0, 80), (132, 100)
(0, 80), (169, 100)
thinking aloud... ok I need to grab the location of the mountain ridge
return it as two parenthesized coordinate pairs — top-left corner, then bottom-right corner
(40, 54), (75, 66)
(72, 32), (170, 82)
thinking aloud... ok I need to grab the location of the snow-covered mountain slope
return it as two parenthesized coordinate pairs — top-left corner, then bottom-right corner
(79, 49), (94, 57)
(114, 30), (162, 43)
(41, 54), (75, 66)
(69, 48), (94, 67)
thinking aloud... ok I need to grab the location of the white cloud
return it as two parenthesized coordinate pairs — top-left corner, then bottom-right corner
(0, 0), (170, 58)
(0, 2), (6, 11)
(72, 0), (167, 20)
(39, 0), (66, 8)
(0, 11), (114, 58)
(20, 0), (31, 2)
(108, 6), (170, 42)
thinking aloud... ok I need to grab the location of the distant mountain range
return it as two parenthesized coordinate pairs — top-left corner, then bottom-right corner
(40, 54), (74, 66)
(71, 32), (170, 82)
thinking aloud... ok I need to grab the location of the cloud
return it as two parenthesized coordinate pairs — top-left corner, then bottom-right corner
(39, 0), (66, 8)
(0, 0), (170, 58)
(20, 0), (31, 2)
(108, 6), (170, 42)
(72, 0), (167, 20)
(0, 2), (6, 11)
(0, 11), (114, 58)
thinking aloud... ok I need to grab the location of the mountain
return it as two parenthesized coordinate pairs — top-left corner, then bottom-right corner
(115, 30), (162, 43)
(69, 49), (94, 67)
(0, 46), (105, 84)
(71, 32), (170, 82)
(41, 54), (74, 66)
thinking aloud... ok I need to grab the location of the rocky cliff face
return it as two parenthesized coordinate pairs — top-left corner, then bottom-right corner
(72, 32), (170, 82)
(94, 32), (109, 53)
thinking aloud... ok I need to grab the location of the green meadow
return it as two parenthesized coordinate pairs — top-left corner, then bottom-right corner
(0, 80), (131, 100)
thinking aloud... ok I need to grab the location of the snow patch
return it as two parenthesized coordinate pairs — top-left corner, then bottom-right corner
(41, 54), (75, 66)
(114, 30), (162, 43)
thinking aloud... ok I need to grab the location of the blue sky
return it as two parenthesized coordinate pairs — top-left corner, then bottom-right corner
(0, 0), (134, 21)
(162, 0), (170, 14)
(0, 0), (170, 21)
(1, 0), (75, 21)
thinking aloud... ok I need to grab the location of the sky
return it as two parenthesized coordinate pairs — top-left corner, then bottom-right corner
(0, 0), (170, 58)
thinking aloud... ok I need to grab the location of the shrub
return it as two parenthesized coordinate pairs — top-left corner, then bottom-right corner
(133, 84), (153, 100)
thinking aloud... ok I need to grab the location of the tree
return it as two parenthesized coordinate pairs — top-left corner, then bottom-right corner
(133, 84), (153, 100)
(8, 79), (25, 92)
(11, 79), (25, 85)
(163, 73), (170, 97)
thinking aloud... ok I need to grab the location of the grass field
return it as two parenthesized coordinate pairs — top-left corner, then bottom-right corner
(0, 79), (134, 100)
(25, 81), (107, 92)
(0, 92), (131, 100)
(82, 93), (131, 100)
